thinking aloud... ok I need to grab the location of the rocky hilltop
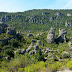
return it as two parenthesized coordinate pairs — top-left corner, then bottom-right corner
(0, 9), (72, 32)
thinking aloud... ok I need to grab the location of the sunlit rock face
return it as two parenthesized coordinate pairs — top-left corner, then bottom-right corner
(47, 27), (55, 43)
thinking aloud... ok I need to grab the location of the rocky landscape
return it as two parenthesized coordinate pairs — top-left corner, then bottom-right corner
(0, 9), (72, 72)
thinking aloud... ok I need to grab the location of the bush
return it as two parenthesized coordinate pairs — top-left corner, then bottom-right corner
(67, 61), (72, 70)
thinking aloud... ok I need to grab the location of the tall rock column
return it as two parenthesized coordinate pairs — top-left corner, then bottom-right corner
(47, 27), (55, 43)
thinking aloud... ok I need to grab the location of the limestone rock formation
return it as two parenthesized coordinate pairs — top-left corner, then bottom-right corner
(14, 49), (25, 54)
(29, 50), (37, 55)
(47, 27), (55, 43)
(0, 22), (7, 34)
(5, 57), (11, 60)
(26, 33), (33, 38)
(55, 12), (62, 16)
(1, 15), (11, 22)
(65, 20), (72, 27)
(57, 28), (67, 43)
(68, 42), (72, 48)
(36, 40), (41, 45)
(67, 13), (72, 16)
(34, 45), (39, 50)
(6, 27), (16, 35)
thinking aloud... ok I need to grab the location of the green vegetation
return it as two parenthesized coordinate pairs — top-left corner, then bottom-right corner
(0, 9), (72, 72)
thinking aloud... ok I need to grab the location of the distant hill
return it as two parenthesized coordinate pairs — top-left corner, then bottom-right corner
(0, 9), (72, 32)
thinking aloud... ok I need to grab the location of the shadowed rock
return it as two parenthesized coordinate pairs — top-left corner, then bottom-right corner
(57, 28), (67, 43)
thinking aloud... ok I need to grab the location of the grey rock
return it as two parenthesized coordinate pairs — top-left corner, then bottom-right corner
(31, 42), (34, 46)
(47, 27), (55, 43)
(19, 49), (25, 54)
(57, 28), (67, 42)
(67, 13), (72, 16)
(29, 50), (37, 55)
(68, 42), (72, 48)
(65, 20), (72, 27)
(26, 33), (33, 38)
(5, 57), (11, 60)
(6, 27), (16, 35)
(14, 49), (25, 54)
(55, 12), (62, 16)
(26, 45), (32, 52)
(36, 40), (41, 45)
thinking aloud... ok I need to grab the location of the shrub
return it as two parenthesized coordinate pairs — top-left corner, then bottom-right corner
(66, 61), (72, 70)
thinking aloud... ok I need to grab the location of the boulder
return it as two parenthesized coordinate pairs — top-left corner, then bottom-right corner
(19, 49), (25, 54)
(34, 45), (39, 50)
(67, 13), (72, 16)
(68, 42), (72, 48)
(55, 12), (62, 16)
(29, 50), (37, 55)
(36, 40), (41, 45)
(26, 33), (33, 38)
(6, 27), (16, 35)
(5, 57), (11, 60)
(65, 20), (72, 27)
(31, 42), (34, 46)
(26, 45), (33, 52)
(14, 49), (25, 54)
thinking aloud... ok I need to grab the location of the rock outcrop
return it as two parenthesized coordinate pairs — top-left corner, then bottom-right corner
(47, 27), (55, 43)
(57, 28), (67, 43)
(67, 13), (72, 16)
(36, 40), (41, 45)
(55, 12), (62, 16)
(6, 27), (16, 35)
(26, 33), (33, 38)
(14, 49), (25, 54)
(65, 20), (72, 27)
(0, 22), (7, 34)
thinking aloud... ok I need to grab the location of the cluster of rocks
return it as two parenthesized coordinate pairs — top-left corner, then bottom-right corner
(67, 13), (72, 17)
(26, 44), (39, 55)
(26, 39), (42, 55)
(14, 49), (25, 54)
(0, 14), (25, 22)
(65, 20), (72, 27)
(55, 12), (62, 16)
(14, 39), (42, 56)
(0, 22), (16, 35)
(26, 33), (34, 38)
(6, 27), (16, 35)
(42, 12), (49, 15)
(47, 27), (67, 43)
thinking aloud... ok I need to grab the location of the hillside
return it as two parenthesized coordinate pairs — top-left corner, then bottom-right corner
(0, 9), (72, 32)
(0, 9), (72, 72)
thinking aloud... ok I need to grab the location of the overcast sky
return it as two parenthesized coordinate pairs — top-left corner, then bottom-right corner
(0, 0), (72, 12)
